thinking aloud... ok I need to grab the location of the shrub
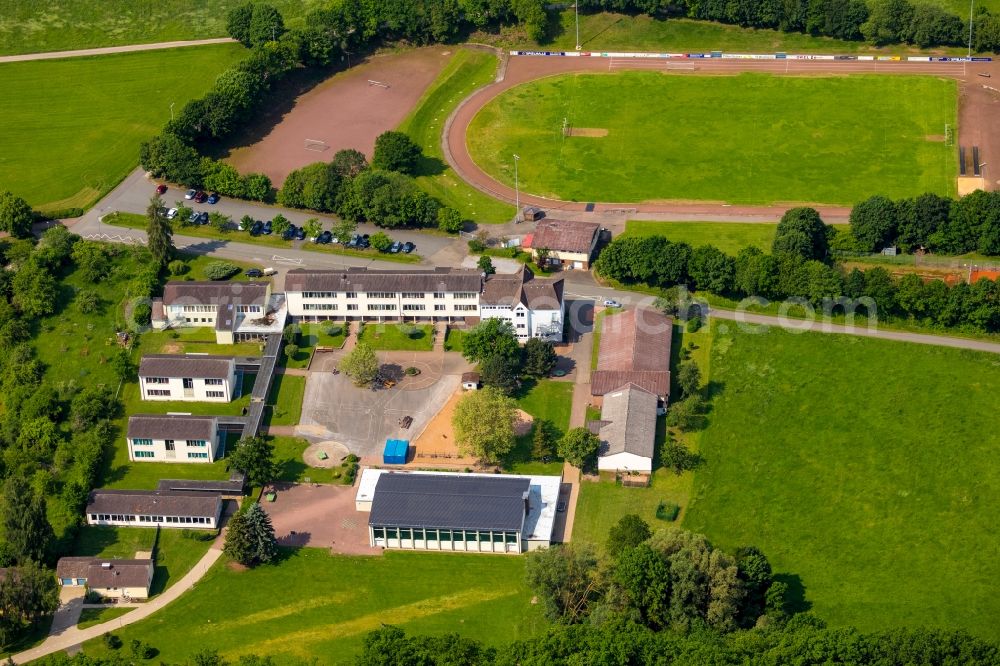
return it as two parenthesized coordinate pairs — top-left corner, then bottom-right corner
(468, 239), (486, 253)
(132, 302), (152, 326)
(656, 501), (680, 522)
(203, 261), (240, 281)
(103, 633), (122, 650)
(404, 366), (420, 376)
(686, 316), (702, 333)
(320, 321), (343, 337)
(168, 260), (189, 276)
(284, 344), (299, 359)
(76, 289), (100, 314)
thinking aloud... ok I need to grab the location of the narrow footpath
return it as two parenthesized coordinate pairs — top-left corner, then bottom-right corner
(0, 38), (237, 64)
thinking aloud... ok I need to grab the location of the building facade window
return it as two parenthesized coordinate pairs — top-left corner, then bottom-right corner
(134, 451), (155, 458)
(367, 304), (396, 311)
(303, 291), (336, 299)
(303, 304), (337, 311)
(433, 292), (445, 299)
(369, 292), (396, 299)
(186, 440), (207, 447)
(145, 377), (169, 384)
(402, 304), (426, 311)
(455, 292), (477, 299)
(455, 305), (477, 312)
(132, 439), (153, 446)
(401, 292), (423, 299)
(434, 305), (446, 311)
(205, 391), (225, 398)
(187, 452), (209, 459)
(347, 304), (359, 311)
(345, 292), (357, 299)
(146, 389), (171, 397)
(205, 378), (224, 386)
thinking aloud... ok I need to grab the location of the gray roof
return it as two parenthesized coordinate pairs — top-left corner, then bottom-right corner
(481, 266), (564, 310)
(127, 415), (216, 441)
(157, 479), (245, 494)
(84, 560), (153, 589)
(597, 385), (659, 459)
(139, 354), (234, 380)
(285, 267), (482, 294)
(368, 473), (530, 532)
(55, 556), (94, 580)
(162, 281), (268, 306)
(86, 490), (221, 519)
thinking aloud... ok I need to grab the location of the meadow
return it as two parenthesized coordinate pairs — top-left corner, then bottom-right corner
(467, 72), (957, 205)
(80, 548), (545, 664)
(0, 0), (319, 55)
(622, 221), (778, 254)
(398, 47), (515, 225)
(684, 323), (1000, 638)
(0, 44), (246, 211)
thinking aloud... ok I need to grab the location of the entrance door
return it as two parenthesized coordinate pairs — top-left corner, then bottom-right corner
(182, 378), (194, 398)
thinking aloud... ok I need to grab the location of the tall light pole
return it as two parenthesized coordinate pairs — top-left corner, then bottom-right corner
(575, 3), (581, 51)
(969, 0), (975, 58)
(513, 154), (521, 221)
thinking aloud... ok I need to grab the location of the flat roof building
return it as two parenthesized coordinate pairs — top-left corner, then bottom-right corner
(86, 489), (222, 529)
(152, 281), (286, 344)
(56, 557), (155, 600)
(356, 469), (561, 553)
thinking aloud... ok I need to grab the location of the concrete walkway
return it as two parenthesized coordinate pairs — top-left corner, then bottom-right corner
(0, 38), (237, 64)
(12, 541), (224, 664)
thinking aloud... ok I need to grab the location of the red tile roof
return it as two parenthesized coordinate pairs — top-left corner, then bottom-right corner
(591, 308), (673, 397)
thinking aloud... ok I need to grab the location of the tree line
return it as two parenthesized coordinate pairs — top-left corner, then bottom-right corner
(595, 207), (1000, 334)
(579, 0), (1000, 52)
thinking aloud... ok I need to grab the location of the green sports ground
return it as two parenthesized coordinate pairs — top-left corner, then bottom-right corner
(467, 71), (957, 205)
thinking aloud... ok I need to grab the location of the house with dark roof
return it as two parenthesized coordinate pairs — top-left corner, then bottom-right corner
(356, 469), (562, 553)
(127, 414), (221, 463)
(589, 385), (658, 473)
(524, 219), (601, 269)
(152, 281), (287, 343)
(284, 267), (483, 322)
(138, 354), (237, 403)
(56, 557), (155, 600)
(591, 308), (673, 405)
(480, 266), (565, 342)
(86, 489), (223, 529)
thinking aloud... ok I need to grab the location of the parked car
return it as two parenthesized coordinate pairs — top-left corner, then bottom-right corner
(389, 241), (403, 254)
(282, 225), (297, 240)
(197, 211), (209, 225)
(155, 184), (167, 195)
(402, 242), (415, 254)
(207, 192), (220, 204)
(165, 208), (178, 220)
(263, 267), (278, 276)
(188, 211), (200, 224)
(184, 189), (196, 200)
(245, 269), (264, 278)
(347, 234), (361, 248)
(262, 220), (273, 235)
(318, 230), (333, 244)
(294, 227), (306, 241)
(194, 191), (208, 203)
(357, 236), (371, 249)
(250, 220), (263, 236)
(603, 299), (621, 308)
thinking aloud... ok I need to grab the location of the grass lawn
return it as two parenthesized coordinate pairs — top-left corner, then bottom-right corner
(272, 436), (351, 485)
(80, 548), (545, 664)
(0, 0), (321, 55)
(122, 374), (255, 418)
(359, 323), (435, 351)
(78, 607), (134, 630)
(683, 323), (1000, 639)
(283, 324), (349, 370)
(266, 374), (305, 426)
(622, 221), (778, 255)
(72, 525), (215, 594)
(468, 72), (956, 205)
(135, 328), (265, 358)
(399, 47), (515, 225)
(0, 45), (246, 211)
(504, 379), (574, 475)
(531, 11), (976, 56)
(443, 328), (466, 352)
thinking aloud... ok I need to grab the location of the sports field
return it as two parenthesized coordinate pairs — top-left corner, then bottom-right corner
(0, 44), (245, 211)
(684, 324), (1000, 638)
(622, 220), (777, 254)
(467, 72), (957, 205)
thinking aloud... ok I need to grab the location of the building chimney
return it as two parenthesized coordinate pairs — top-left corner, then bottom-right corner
(522, 490), (530, 516)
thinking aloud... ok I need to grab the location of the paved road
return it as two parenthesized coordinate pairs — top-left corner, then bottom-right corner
(0, 38), (237, 64)
(74, 168), (457, 270)
(11, 542), (224, 664)
(444, 55), (1000, 221)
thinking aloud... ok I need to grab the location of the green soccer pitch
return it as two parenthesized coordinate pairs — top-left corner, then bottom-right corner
(466, 71), (957, 206)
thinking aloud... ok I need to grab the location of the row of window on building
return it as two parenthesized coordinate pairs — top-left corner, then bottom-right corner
(372, 527), (519, 544)
(145, 389), (225, 398)
(133, 451), (209, 459)
(146, 378), (225, 386)
(301, 303), (478, 312)
(299, 292), (477, 300)
(132, 439), (207, 447)
(90, 514), (213, 524)
(180, 305), (261, 313)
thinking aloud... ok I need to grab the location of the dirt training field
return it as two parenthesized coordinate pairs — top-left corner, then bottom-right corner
(227, 47), (452, 187)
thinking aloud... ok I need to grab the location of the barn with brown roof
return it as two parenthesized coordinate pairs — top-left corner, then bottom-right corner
(524, 219), (600, 269)
(591, 308), (673, 405)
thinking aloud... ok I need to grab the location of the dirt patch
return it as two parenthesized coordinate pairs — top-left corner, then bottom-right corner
(565, 127), (609, 137)
(925, 134), (946, 142)
(513, 409), (534, 436)
(160, 342), (182, 354)
(227, 561), (249, 572)
(958, 176), (986, 196)
(411, 388), (477, 465)
(227, 47), (452, 187)
(303, 440), (350, 468)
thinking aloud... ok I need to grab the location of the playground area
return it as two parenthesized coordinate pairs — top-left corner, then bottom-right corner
(226, 47), (452, 186)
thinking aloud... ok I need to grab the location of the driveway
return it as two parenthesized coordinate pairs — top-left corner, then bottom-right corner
(263, 483), (377, 555)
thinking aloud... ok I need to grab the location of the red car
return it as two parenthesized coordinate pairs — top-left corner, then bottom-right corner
(155, 184), (167, 195)
(194, 191), (208, 203)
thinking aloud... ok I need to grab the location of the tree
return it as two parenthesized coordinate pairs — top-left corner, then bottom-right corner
(531, 419), (555, 461)
(437, 207), (463, 233)
(2, 476), (53, 564)
(0, 560), (59, 647)
(70, 386), (116, 431)
(278, 162), (341, 212)
(606, 514), (652, 557)
(525, 543), (601, 622)
(676, 361), (701, 398)
(372, 131), (422, 174)
(226, 2), (255, 45)
(11, 260), (57, 317)
(339, 342), (379, 386)
(242, 173), (272, 201)
(370, 231), (393, 252)
(271, 214), (290, 236)
(452, 386), (516, 464)
(227, 436), (277, 487)
(665, 395), (707, 431)
(773, 207), (830, 261)
(282, 323), (301, 345)
(138, 133), (202, 185)
(477, 255), (495, 275)
(688, 244), (735, 293)
(850, 195), (898, 252)
(522, 338), (557, 377)
(204, 261), (240, 280)
(249, 3), (286, 46)
(146, 195), (174, 267)
(330, 148), (368, 178)
(224, 503), (277, 567)
(239, 215), (254, 232)
(209, 212), (231, 233)
(110, 350), (135, 382)
(660, 441), (702, 475)
(736, 545), (774, 622)
(558, 427), (600, 470)
(331, 219), (356, 245)
(479, 353), (519, 394)
(303, 218), (323, 241)
(0, 191), (34, 238)
(534, 247), (550, 271)
(461, 318), (520, 365)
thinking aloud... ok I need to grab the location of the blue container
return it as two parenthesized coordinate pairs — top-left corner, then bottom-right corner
(383, 439), (409, 465)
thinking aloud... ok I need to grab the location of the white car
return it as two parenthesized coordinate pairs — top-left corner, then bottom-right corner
(184, 189), (196, 200)
(165, 208), (178, 220)
(603, 299), (621, 308)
